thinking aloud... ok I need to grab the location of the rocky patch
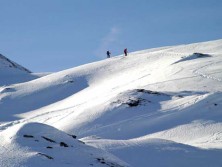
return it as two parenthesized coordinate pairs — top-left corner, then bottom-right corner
(173, 52), (212, 64)
(114, 89), (170, 108)
(96, 157), (125, 167)
(60, 142), (69, 147)
(38, 153), (53, 160)
(67, 133), (77, 139)
(41, 136), (56, 143)
(136, 89), (169, 96)
(23, 134), (34, 138)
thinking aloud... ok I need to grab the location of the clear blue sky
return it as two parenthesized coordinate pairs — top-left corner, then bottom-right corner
(0, 0), (222, 72)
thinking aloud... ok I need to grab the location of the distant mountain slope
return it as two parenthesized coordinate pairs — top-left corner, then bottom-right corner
(0, 54), (39, 86)
(0, 39), (222, 167)
(0, 54), (31, 73)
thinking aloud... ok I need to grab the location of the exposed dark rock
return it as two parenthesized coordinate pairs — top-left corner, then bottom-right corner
(41, 136), (56, 143)
(38, 153), (53, 160)
(68, 134), (77, 139)
(97, 158), (106, 164)
(78, 140), (85, 144)
(0, 87), (17, 93)
(60, 142), (69, 147)
(114, 97), (149, 108)
(126, 99), (140, 107)
(214, 103), (218, 106)
(68, 80), (74, 83)
(3, 88), (12, 91)
(125, 98), (149, 107)
(193, 52), (212, 57)
(97, 158), (104, 161)
(23, 134), (34, 138)
(96, 157), (124, 167)
(173, 52), (212, 64)
(136, 89), (168, 96)
(46, 146), (53, 149)
(177, 95), (184, 98)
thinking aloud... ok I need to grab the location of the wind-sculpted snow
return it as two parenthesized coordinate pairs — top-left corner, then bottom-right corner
(0, 75), (89, 122)
(1, 39), (222, 166)
(83, 137), (222, 167)
(0, 122), (128, 167)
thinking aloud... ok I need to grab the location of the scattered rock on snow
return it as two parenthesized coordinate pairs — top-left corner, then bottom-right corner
(46, 146), (53, 149)
(67, 80), (74, 83)
(78, 140), (85, 144)
(41, 136), (56, 143)
(0, 87), (16, 93)
(38, 153), (53, 160)
(114, 89), (170, 108)
(177, 95), (184, 98)
(60, 142), (69, 147)
(23, 134), (34, 138)
(173, 52), (212, 64)
(125, 99), (141, 107)
(193, 52), (212, 58)
(96, 157), (125, 167)
(136, 89), (169, 96)
(67, 133), (77, 139)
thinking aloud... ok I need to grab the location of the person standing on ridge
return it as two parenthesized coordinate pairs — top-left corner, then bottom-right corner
(107, 50), (111, 58)
(124, 48), (128, 56)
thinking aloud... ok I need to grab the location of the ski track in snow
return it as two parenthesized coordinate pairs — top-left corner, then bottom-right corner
(194, 61), (222, 82)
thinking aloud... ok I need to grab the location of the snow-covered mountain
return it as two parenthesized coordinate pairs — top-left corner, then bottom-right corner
(0, 54), (39, 86)
(0, 54), (31, 73)
(1, 39), (222, 167)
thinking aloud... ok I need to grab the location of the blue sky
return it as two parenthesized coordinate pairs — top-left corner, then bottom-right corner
(0, 0), (222, 72)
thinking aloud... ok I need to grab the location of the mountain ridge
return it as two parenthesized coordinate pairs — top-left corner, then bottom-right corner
(0, 54), (39, 86)
(0, 53), (31, 73)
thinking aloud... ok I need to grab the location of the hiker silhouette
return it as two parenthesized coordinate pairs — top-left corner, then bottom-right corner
(107, 51), (111, 58)
(124, 48), (128, 56)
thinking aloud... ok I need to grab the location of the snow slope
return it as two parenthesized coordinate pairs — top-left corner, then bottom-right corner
(1, 39), (222, 167)
(0, 122), (127, 167)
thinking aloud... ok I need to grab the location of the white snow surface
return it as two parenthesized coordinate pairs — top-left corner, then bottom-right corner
(1, 39), (222, 167)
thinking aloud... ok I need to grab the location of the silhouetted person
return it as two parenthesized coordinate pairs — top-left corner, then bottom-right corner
(107, 50), (111, 58)
(124, 48), (128, 56)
